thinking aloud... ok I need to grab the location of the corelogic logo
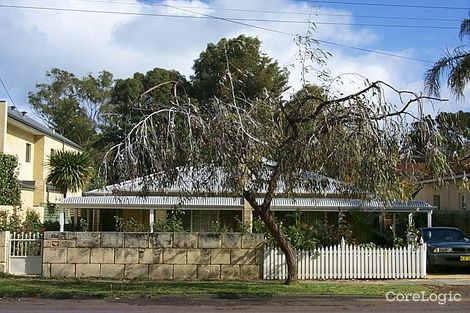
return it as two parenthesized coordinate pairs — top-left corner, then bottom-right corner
(386, 291), (462, 305)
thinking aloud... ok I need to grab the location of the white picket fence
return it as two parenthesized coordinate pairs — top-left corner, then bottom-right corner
(263, 242), (427, 280)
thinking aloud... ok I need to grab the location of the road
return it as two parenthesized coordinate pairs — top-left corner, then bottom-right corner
(0, 296), (469, 313)
(1, 275), (469, 313)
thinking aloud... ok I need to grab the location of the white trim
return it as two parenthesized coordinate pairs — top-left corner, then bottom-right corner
(149, 209), (155, 233)
(60, 196), (433, 212)
(59, 208), (65, 232)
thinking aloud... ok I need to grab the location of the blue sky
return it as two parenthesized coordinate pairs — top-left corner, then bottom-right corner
(314, 0), (468, 56)
(0, 0), (469, 114)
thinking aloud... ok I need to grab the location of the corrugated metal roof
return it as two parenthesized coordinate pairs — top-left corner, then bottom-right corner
(8, 106), (82, 150)
(61, 196), (432, 212)
(264, 198), (432, 212)
(86, 171), (343, 196)
(61, 196), (243, 209)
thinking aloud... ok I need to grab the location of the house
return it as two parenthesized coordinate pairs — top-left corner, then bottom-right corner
(0, 100), (82, 221)
(60, 174), (434, 235)
(414, 173), (470, 233)
(414, 173), (469, 211)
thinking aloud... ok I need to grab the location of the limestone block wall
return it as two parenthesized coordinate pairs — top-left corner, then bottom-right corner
(0, 231), (7, 273)
(42, 232), (265, 280)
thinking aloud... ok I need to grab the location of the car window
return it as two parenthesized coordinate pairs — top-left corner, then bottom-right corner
(423, 229), (470, 242)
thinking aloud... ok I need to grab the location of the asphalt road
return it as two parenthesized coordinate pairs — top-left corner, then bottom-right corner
(1, 275), (469, 313)
(0, 296), (469, 313)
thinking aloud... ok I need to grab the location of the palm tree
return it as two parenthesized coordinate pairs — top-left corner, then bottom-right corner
(425, 17), (470, 98)
(47, 150), (94, 198)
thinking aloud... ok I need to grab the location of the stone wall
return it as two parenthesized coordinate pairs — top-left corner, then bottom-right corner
(0, 231), (6, 273)
(42, 232), (265, 280)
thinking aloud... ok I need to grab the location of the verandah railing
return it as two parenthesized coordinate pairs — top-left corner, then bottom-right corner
(263, 241), (427, 280)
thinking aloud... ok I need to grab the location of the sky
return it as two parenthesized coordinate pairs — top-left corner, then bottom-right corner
(1, 0), (470, 115)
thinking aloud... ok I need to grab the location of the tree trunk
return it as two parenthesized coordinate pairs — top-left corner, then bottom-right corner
(258, 209), (298, 284)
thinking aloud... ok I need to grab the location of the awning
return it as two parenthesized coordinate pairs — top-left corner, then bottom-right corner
(60, 196), (433, 213)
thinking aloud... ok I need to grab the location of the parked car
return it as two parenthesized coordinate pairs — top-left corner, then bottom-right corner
(420, 227), (470, 272)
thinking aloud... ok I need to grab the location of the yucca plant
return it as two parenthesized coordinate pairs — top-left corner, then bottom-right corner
(47, 150), (94, 198)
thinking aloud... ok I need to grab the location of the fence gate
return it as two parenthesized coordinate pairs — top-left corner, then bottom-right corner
(8, 232), (43, 275)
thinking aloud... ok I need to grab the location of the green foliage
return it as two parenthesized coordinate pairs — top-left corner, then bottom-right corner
(393, 236), (406, 248)
(21, 209), (43, 233)
(191, 35), (289, 106)
(0, 210), (8, 230)
(252, 217), (267, 234)
(47, 150), (95, 197)
(0, 208), (43, 232)
(233, 216), (252, 233)
(28, 68), (113, 148)
(79, 218), (89, 232)
(0, 153), (21, 206)
(0, 278), (433, 299)
(7, 208), (22, 233)
(210, 221), (231, 233)
(283, 211), (320, 250)
(152, 212), (185, 232)
(358, 242), (378, 249)
(406, 111), (470, 162)
(44, 203), (58, 222)
(210, 216), (251, 233)
(253, 211), (355, 250)
(43, 221), (59, 231)
(114, 216), (148, 232)
(101, 67), (190, 150)
(425, 17), (470, 98)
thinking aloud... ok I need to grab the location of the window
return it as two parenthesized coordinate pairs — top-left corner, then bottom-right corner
(460, 193), (467, 211)
(191, 210), (218, 232)
(432, 195), (441, 210)
(25, 143), (31, 163)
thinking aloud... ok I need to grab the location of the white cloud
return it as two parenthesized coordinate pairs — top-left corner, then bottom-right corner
(0, 0), (450, 117)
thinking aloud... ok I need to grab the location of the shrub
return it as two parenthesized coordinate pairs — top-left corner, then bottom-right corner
(0, 208), (44, 232)
(22, 209), (42, 233)
(114, 216), (148, 232)
(253, 210), (357, 250)
(0, 153), (21, 206)
(153, 212), (185, 232)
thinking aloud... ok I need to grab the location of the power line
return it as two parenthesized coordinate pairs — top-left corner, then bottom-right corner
(303, 0), (470, 10)
(151, 1), (434, 63)
(0, 3), (433, 63)
(0, 76), (16, 107)
(3, 3), (456, 30)
(69, 0), (465, 22)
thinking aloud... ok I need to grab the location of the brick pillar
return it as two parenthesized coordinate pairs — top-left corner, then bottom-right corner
(0, 231), (10, 273)
(242, 200), (253, 233)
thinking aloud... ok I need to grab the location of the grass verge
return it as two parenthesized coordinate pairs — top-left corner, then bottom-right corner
(0, 276), (433, 299)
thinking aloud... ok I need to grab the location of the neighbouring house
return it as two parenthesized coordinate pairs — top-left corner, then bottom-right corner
(60, 174), (434, 239)
(0, 100), (82, 222)
(414, 173), (469, 211)
(414, 172), (470, 233)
